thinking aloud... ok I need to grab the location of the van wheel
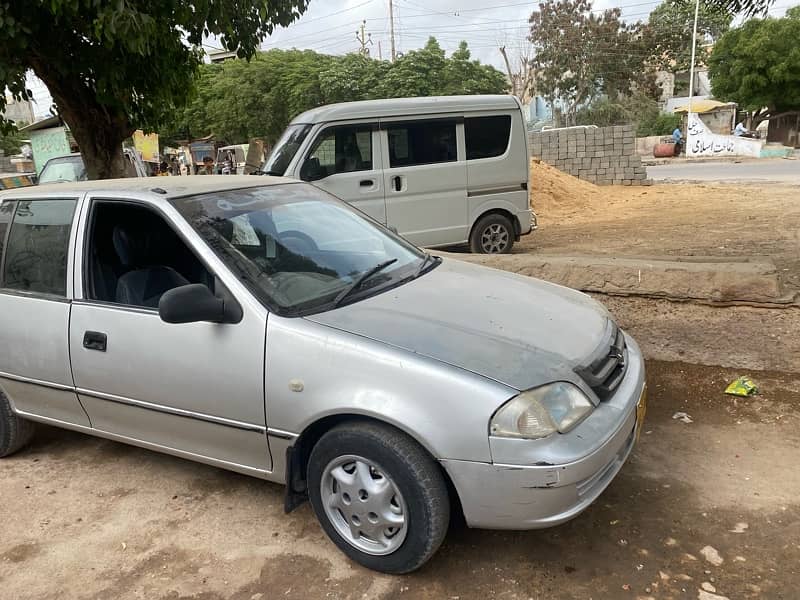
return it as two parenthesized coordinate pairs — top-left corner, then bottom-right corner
(470, 214), (514, 254)
(307, 421), (450, 574)
(0, 389), (36, 458)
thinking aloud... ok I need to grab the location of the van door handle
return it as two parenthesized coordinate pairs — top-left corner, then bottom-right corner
(359, 179), (374, 187)
(83, 331), (107, 352)
(392, 175), (402, 192)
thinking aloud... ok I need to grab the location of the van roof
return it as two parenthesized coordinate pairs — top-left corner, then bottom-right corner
(291, 95), (520, 124)
(0, 175), (291, 201)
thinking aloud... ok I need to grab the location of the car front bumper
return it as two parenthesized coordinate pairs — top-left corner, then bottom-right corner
(441, 334), (645, 530)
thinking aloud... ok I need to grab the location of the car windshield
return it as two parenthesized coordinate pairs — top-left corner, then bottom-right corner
(171, 183), (433, 316)
(261, 124), (312, 175)
(39, 155), (86, 184)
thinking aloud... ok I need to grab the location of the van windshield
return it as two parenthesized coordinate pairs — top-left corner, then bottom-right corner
(262, 124), (312, 176)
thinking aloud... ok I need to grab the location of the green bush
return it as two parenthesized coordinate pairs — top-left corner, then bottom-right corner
(576, 94), (680, 136)
(637, 113), (681, 137)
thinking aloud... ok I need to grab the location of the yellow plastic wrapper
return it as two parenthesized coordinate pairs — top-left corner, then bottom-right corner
(724, 376), (758, 396)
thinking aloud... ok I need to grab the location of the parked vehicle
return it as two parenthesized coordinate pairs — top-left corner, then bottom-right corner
(38, 148), (147, 184)
(262, 95), (536, 253)
(214, 144), (249, 175)
(0, 177), (645, 574)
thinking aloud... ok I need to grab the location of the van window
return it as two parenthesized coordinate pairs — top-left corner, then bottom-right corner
(300, 125), (373, 181)
(2, 199), (77, 296)
(465, 115), (512, 160)
(387, 121), (457, 167)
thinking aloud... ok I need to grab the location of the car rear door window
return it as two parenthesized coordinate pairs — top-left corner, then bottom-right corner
(2, 199), (77, 297)
(386, 120), (457, 167)
(465, 115), (512, 160)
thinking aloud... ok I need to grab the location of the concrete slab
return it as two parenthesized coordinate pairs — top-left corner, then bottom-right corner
(433, 252), (792, 305)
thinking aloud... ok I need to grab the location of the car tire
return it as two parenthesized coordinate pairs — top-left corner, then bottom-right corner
(0, 389), (36, 458)
(307, 421), (450, 574)
(469, 213), (514, 254)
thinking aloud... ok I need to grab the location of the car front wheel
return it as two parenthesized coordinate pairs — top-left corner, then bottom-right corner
(307, 421), (450, 574)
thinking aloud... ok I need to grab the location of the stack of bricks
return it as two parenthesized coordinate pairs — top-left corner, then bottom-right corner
(529, 125), (651, 186)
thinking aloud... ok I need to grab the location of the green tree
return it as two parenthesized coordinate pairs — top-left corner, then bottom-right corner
(0, 1), (307, 179)
(0, 127), (25, 157)
(645, 0), (733, 72)
(708, 8), (800, 126)
(440, 42), (509, 96)
(529, 0), (654, 126)
(165, 39), (507, 145)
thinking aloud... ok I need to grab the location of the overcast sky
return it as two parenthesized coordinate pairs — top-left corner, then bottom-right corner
(26, 0), (795, 119)
(223, 0), (666, 67)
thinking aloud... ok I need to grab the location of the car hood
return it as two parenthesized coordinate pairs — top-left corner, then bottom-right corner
(306, 258), (611, 391)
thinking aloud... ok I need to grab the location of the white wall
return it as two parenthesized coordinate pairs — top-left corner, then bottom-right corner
(686, 113), (762, 158)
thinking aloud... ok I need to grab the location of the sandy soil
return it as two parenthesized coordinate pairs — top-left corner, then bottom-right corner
(525, 161), (800, 292)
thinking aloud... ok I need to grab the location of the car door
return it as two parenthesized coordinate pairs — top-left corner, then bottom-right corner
(380, 117), (468, 247)
(68, 195), (271, 475)
(0, 195), (91, 427)
(297, 122), (387, 224)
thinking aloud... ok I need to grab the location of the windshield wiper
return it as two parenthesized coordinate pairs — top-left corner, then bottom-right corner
(332, 259), (398, 308)
(414, 252), (440, 278)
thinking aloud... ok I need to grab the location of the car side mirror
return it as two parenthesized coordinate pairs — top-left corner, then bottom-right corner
(159, 284), (241, 324)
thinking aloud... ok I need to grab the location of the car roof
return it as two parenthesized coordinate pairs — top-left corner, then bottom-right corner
(291, 94), (520, 125)
(0, 175), (293, 201)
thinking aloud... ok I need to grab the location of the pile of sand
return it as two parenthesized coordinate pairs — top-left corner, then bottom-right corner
(529, 159), (602, 219)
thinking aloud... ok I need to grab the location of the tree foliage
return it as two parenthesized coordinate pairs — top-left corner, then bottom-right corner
(575, 92), (680, 135)
(708, 8), (800, 125)
(644, 0), (733, 72)
(167, 38), (507, 145)
(0, 1), (308, 179)
(0, 127), (25, 157)
(528, 0), (656, 126)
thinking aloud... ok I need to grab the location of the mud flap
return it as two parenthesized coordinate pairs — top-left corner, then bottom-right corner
(284, 445), (308, 513)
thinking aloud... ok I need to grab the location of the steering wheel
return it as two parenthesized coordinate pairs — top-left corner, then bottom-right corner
(279, 230), (319, 255)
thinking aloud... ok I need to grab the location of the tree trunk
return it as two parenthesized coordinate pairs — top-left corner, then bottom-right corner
(30, 58), (133, 180)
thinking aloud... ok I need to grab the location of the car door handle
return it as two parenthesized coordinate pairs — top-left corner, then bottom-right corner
(359, 179), (374, 187)
(392, 175), (403, 192)
(83, 331), (107, 352)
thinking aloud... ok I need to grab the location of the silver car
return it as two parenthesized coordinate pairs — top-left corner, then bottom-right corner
(0, 177), (646, 573)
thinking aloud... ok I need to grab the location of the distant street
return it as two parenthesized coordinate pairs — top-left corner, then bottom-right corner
(648, 158), (800, 183)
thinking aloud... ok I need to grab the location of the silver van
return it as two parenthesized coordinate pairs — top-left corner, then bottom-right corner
(262, 95), (535, 253)
(0, 177), (645, 574)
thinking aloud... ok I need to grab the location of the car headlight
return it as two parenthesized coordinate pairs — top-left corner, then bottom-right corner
(490, 382), (594, 439)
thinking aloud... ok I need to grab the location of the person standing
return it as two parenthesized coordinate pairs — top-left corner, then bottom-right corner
(672, 126), (683, 156)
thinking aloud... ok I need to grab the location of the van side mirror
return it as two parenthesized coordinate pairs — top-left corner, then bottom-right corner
(159, 284), (241, 324)
(300, 157), (324, 182)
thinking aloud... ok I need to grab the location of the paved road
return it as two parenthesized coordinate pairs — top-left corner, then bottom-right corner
(648, 158), (800, 183)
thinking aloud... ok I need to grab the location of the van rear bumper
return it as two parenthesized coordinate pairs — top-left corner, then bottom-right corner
(516, 209), (536, 236)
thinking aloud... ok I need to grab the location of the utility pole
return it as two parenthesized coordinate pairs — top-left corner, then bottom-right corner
(688, 0), (700, 115)
(378, 40), (383, 61)
(356, 20), (373, 56)
(388, 0), (397, 62)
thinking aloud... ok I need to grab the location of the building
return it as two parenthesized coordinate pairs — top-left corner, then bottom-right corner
(2, 94), (35, 125)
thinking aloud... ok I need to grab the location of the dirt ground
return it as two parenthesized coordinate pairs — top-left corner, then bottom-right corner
(2, 170), (800, 599)
(525, 161), (800, 293)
